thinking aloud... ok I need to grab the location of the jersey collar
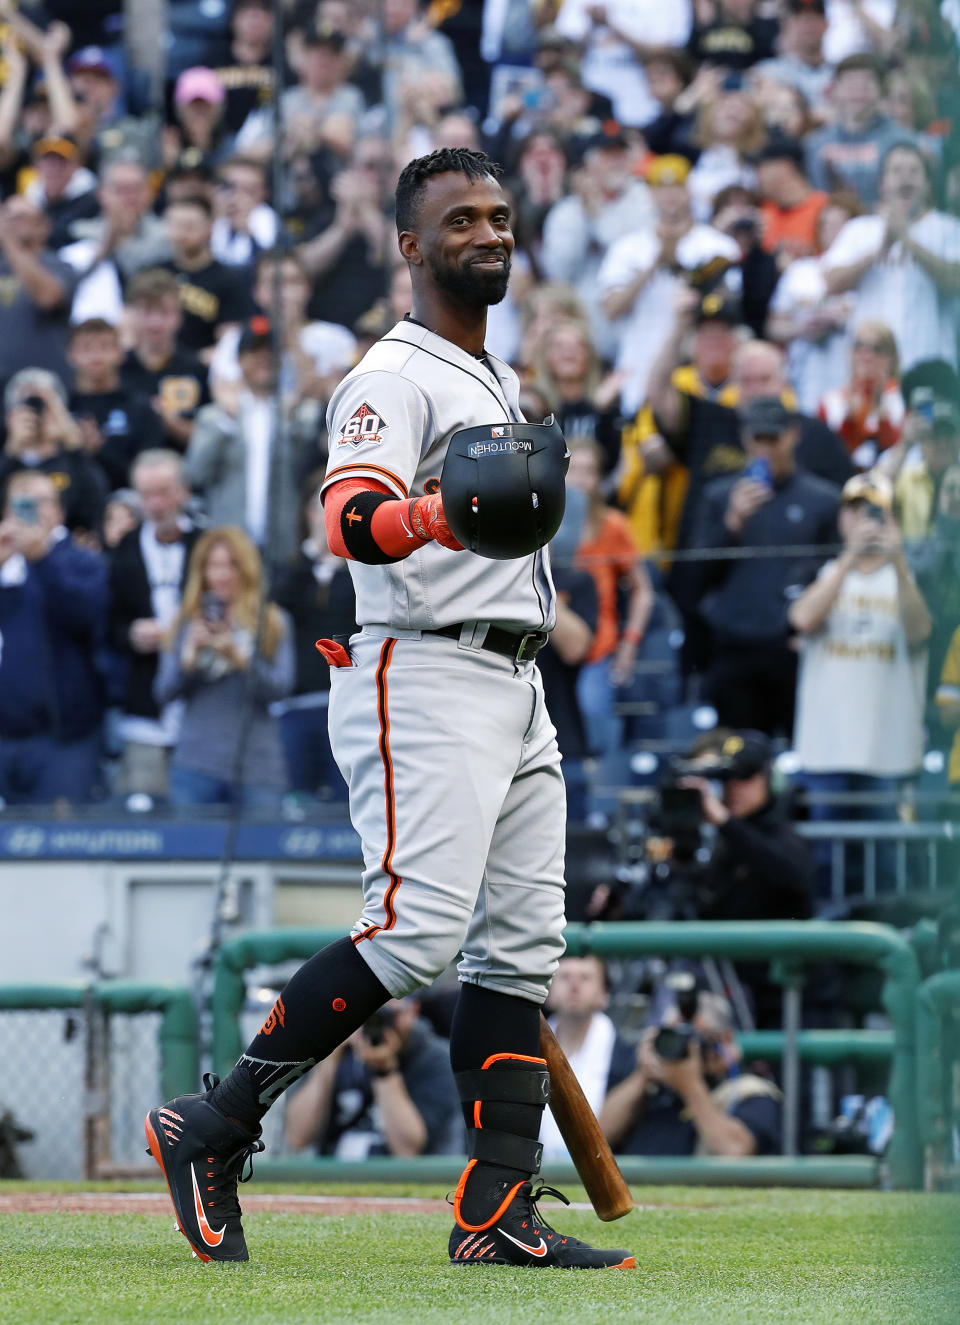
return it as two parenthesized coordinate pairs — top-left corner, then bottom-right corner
(385, 319), (520, 418)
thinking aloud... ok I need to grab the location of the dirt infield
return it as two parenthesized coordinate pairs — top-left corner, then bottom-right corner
(0, 1192), (449, 1216)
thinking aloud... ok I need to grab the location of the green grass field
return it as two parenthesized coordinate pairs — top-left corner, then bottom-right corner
(1, 1184), (958, 1324)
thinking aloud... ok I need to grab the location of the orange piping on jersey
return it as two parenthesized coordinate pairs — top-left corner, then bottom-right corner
(353, 638), (401, 946)
(323, 462), (409, 498)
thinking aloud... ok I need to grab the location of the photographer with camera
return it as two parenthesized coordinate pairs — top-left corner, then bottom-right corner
(600, 990), (782, 1157)
(284, 996), (462, 1158)
(1, 370), (107, 538)
(628, 728), (814, 1025)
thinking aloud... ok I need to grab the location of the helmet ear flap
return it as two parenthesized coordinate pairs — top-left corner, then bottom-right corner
(440, 418), (569, 560)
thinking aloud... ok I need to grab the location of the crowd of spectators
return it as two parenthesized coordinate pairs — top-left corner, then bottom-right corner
(4, 0), (955, 1162)
(0, 0), (958, 848)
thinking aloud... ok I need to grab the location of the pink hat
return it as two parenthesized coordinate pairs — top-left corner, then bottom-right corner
(174, 67), (225, 107)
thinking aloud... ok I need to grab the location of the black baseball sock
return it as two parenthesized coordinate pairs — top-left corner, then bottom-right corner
(208, 937), (390, 1131)
(450, 982), (547, 1226)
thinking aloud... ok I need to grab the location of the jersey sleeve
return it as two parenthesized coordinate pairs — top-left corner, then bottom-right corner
(320, 370), (432, 501)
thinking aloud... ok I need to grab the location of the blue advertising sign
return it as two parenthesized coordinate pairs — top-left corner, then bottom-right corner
(0, 820), (363, 862)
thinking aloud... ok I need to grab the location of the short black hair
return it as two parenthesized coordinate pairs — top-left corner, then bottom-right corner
(165, 193), (213, 218)
(394, 148), (503, 235)
(68, 317), (120, 343)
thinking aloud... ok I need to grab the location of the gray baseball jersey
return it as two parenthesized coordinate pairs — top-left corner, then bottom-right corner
(320, 319), (556, 633)
(320, 320), (567, 1004)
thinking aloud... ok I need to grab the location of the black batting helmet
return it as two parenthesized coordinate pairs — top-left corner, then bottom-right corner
(439, 416), (570, 560)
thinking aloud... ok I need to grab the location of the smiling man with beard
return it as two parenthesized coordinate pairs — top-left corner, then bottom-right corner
(144, 148), (635, 1273)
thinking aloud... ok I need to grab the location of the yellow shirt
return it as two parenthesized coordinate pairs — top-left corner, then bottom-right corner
(617, 373), (799, 558)
(893, 464), (935, 540)
(936, 624), (960, 783)
(617, 366), (738, 557)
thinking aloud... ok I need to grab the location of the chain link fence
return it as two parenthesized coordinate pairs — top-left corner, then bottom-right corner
(0, 988), (196, 1180)
(0, 1007), (86, 1179)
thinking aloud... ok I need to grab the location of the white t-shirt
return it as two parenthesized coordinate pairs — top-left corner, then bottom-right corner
(686, 146), (755, 224)
(243, 393), (273, 546)
(823, 0), (896, 65)
(794, 561), (927, 776)
(769, 256), (853, 414)
(554, 0), (692, 127)
(59, 239), (124, 325)
(821, 210), (960, 370)
(539, 1012), (617, 1162)
(598, 223), (741, 413)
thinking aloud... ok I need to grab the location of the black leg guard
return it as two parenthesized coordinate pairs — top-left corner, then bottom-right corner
(452, 1058), (551, 1229)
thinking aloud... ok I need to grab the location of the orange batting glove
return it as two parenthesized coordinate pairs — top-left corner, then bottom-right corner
(409, 493), (464, 550)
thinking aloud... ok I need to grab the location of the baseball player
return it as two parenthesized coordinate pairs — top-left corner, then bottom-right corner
(145, 148), (635, 1271)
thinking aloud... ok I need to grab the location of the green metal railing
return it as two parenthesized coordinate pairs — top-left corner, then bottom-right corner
(0, 983), (198, 1099)
(737, 1029), (893, 1064)
(253, 1154), (880, 1189)
(915, 970), (960, 1189)
(211, 920), (921, 1188)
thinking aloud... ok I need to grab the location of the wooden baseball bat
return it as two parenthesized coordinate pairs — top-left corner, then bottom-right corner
(539, 1013), (634, 1221)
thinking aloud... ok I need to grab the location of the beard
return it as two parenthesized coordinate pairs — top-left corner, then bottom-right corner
(427, 251), (512, 307)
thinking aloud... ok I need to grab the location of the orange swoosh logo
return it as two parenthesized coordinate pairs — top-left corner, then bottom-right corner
(190, 1163), (226, 1247)
(499, 1228), (548, 1258)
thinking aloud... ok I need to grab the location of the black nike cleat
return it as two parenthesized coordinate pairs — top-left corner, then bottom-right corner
(449, 1181), (636, 1269)
(145, 1073), (264, 1263)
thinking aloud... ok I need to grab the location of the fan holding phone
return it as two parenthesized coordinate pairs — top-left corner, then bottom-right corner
(695, 395), (843, 736)
(723, 402), (782, 537)
(153, 525), (294, 809)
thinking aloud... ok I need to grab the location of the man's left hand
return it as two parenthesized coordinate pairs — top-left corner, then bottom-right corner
(679, 775), (730, 826)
